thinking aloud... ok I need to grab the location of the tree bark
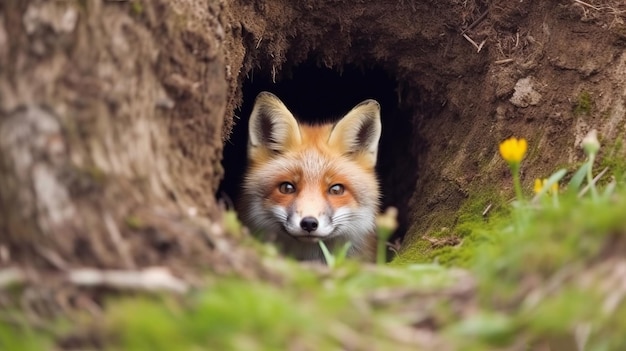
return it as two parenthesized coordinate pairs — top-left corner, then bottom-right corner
(0, 0), (229, 269)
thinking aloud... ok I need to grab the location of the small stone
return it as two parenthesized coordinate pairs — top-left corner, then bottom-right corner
(509, 77), (542, 108)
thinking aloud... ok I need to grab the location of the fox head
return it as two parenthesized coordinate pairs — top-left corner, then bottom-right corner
(240, 92), (382, 260)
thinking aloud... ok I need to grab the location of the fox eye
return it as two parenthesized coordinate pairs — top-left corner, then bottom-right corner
(278, 182), (296, 194)
(328, 184), (345, 195)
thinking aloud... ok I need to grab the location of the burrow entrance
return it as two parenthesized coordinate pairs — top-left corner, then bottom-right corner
(215, 0), (530, 254)
(218, 58), (423, 243)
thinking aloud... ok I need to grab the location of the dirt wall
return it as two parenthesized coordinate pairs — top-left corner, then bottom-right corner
(222, 0), (626, 248)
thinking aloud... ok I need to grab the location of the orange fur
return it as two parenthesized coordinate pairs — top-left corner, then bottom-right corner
(240, 92), (382, 262)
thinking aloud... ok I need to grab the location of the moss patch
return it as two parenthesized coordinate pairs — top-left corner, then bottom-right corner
(574, 91), (593, 116)
(393, 185), (508, 267)
(0, 318), (51, 351)
(600, 137), (626, 182)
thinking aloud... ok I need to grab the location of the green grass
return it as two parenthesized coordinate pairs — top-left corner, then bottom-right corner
(104, 263), (458, 351)
(0, 319), (51, 351)
(468, 192), (626, 349)
(101, 185), (626, 350)
(4, 142), (626, 350)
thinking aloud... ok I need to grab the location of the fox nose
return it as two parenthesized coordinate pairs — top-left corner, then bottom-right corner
(300, 216), (319, 233)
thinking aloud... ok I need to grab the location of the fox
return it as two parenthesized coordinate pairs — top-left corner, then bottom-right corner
(239, 91), (382, 262)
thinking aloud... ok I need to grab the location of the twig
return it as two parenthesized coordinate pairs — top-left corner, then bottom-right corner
(495, 58), (514, 64)
(0, 266), (189, 294)
(573, 0), (600, 11)
(578, 167), (609, 198)
(35, 246), (68, 271)
(482, 203), (493, 216)
(0, 267), (26, 289)
(461, 10), (489, 34)
(68, 267), (188, 294)
(462, 33), (486, 53)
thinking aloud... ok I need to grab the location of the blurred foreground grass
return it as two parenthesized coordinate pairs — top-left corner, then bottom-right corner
(4, 187), (626, 350)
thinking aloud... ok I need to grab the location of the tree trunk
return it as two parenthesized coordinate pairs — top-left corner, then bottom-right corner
(0, 0), (230, 270)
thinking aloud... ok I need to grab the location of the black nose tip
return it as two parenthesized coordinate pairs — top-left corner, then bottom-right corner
(300, 216), (319, 232)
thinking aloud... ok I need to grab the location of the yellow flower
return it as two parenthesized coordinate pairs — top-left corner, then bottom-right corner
(499, 137), (527, 164)
(534, 178), (558, 195)
(533, 179), (543, 194)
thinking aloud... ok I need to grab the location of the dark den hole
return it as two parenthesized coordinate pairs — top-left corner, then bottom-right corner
(218, 60), (417, 245)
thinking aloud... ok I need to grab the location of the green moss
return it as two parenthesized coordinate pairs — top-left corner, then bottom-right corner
(130, 1), (144, 16)
(0, 320), (50, 351)
(394, 185), (507, 267)
(446, 311), (516, 346)
(223, 210), (244, 238)
(573, 91), (593, 116)
(425, 243), (473, 267)
(389, 238), (432, 265)
(457, 186), (507, 226)
(124, 215), (144, 230)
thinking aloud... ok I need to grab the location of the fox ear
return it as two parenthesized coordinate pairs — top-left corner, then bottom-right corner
(328, 99), (382, 167)
(248, 92), (301, 157)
